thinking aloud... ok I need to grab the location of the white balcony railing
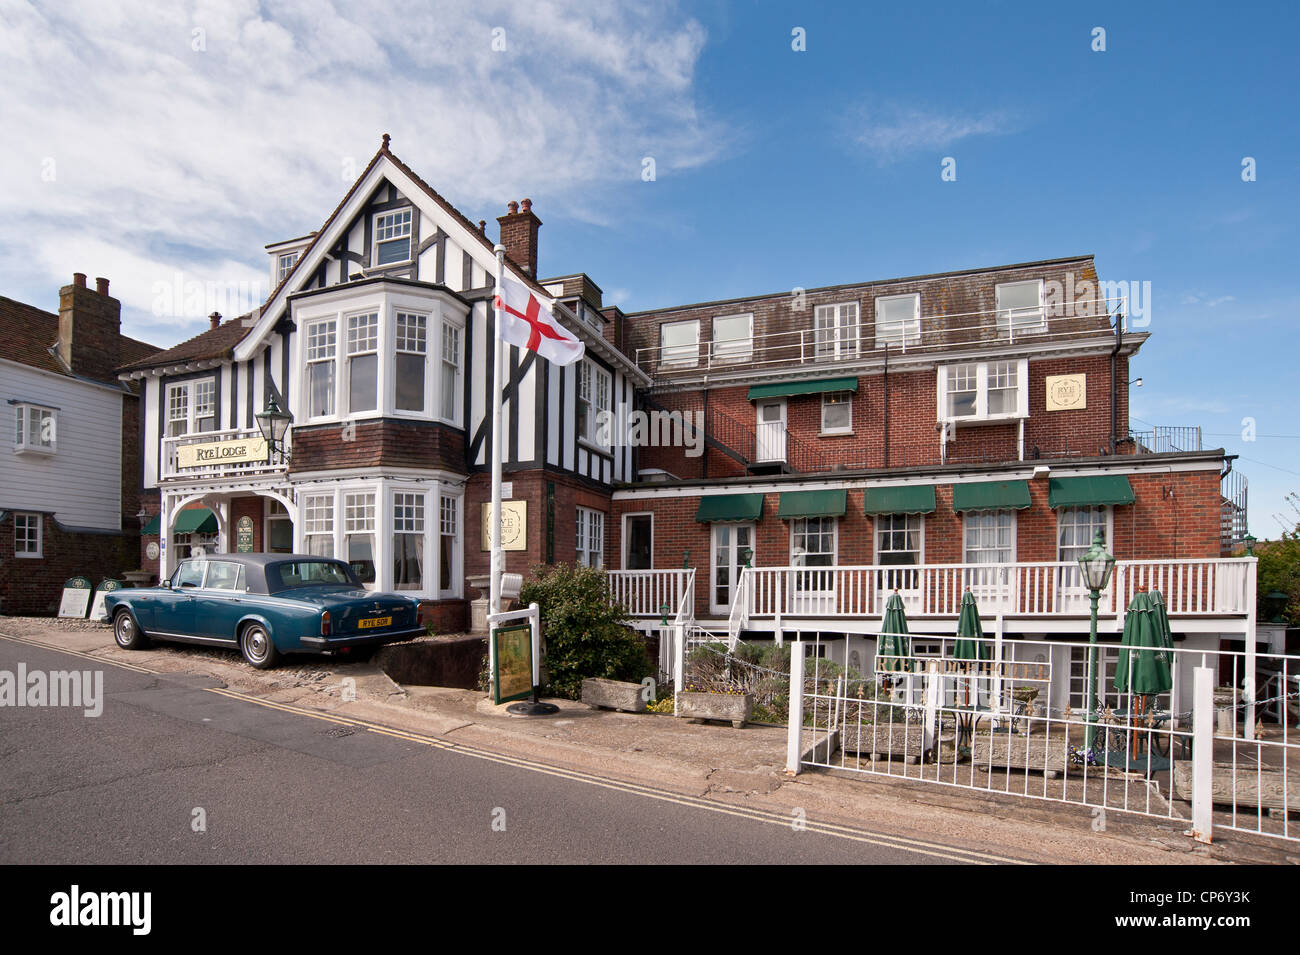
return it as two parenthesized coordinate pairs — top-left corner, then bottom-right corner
(161, 426), (288, 481)
(607, 569), (696, 621)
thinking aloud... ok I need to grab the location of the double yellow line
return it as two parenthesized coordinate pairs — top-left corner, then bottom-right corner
(1, 631), (1027, 864)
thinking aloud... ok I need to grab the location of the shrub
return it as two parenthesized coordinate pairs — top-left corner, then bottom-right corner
(519, 564), (654, 699)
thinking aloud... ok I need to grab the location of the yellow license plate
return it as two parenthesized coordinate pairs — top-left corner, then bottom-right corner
(357, 616), (391, 630)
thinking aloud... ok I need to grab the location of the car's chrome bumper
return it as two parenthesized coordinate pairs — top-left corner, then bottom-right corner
(297, 626), (425, 652)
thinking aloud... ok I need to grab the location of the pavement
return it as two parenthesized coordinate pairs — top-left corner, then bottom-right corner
(2, 617), (1295, 865)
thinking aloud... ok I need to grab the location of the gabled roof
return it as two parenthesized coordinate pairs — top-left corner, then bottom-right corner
(118, 315), (253, 374)
(2, 294), (158, 381)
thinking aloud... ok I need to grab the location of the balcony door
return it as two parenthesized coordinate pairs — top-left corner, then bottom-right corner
(790, 517), (836, 616)
(710, 523), (754, 616)
(755, 400), (787, 463)
(962, 510), (1015, 612)
(1055, 506), (1111, 613)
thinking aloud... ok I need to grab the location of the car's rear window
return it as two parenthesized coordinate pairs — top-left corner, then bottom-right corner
(268, 560), (358, 592)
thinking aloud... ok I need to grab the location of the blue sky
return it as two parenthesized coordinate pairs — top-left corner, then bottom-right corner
(1, 1), (1295, 533)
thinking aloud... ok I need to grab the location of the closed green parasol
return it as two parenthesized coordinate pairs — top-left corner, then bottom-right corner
(876, 591), (912, 673)
(953, 589), (989, 662)
(1112, 591), (1173, 696)
(1148, 589), (1174, 651)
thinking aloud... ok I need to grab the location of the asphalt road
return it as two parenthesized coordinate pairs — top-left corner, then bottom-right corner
(0, 639), (1005, 864)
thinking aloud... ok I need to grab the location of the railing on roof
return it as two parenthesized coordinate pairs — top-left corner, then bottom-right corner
(635, 296), (1129, 378)
(1129, 426), (1203, 454)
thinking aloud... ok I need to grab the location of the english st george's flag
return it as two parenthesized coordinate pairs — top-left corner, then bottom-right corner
(494, 272), (585, 366)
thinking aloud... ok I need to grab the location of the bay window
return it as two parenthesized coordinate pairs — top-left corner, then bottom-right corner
(439, 495), (460, 595)
(303, 494), (334, 557)
(346, 313), (379, 414)
(874, 293), (920, 348)
(344, 491), (376, 586)
(938, 359), (1028, 422)
(393, 492), (424, 590)
(814, 302), (859, 359)
(305, 321), (337, 419)
(394, 311), (427, 413)
(576, 507), (604, 568)
(440, 320), (461, 422)
(13, 403), (56, 453)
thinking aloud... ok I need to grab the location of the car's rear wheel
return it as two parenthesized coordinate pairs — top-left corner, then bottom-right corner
(112, 609), (149, 650)
(239, 623), (281, 670)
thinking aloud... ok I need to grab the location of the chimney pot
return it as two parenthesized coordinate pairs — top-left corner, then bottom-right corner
(73, 272), (87, 288)
(95, 277), (110, 296)
(507, 200), (519, 214)
(520, 198), (532, 213)
(209, 312), (222, 330)
(479, 220), (486, 233)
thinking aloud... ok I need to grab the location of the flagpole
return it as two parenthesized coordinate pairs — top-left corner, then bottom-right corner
(489, 245), (507, 693)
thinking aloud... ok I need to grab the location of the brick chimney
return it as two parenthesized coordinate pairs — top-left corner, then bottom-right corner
(57, 272), (122, 382)
(496, 198), (541, 278)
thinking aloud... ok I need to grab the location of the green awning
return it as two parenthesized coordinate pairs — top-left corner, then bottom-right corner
(777, 489), (847, 519)
(695, 494), (764, 523)
(952, 480), (1032, 513)
(747, 376), (859, 401)
(1048, 475), (1135, 509)
(863, 485), (937, 515)
(141, 515), (161, 535)
(172, 507), (218, 534)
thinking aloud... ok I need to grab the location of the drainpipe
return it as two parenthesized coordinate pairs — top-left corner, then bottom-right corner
(1110, 310), (1123, 453)
(882, 343), (889, 469)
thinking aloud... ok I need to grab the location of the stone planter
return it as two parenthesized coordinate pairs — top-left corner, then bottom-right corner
(675, 691), (753, 728)
(581, 678), (647, 713)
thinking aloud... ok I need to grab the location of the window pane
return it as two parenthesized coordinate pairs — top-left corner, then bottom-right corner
(394, 534), (423, 590)
(396, 352), (425, 411)
(712, 314), (752, 361)
(626, 516), (653, 569)
(349, 353), (378, 412)
(660, 320), (699, 366)
(348, 534), (375, 583)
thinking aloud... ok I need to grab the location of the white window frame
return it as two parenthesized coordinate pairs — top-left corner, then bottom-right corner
(709, 521), (755, 615)
(814, 302), (860, 359)
(937, 358), (1029, 423)
(874, 512), (924, 591)
(711, 313), (753, 364)
(345, 311), (381, 416)
(393, 310), (429, 416)
(963, 510), (1017, 564)
(13, 403), (57, 453)
(304, 319), (338, 422)
(438, 318), (463, 425)
(264, 497), (293, 554)
(622, 512), (654, 570)
(576, 359), (611, 448)
(343, 491), (377, 589)
(437, 491), (462, 598)
(1056, 505), (1113, 563)
(874, 293), (921, 348)
(576, 506), (605, 568)
(392, 490), (426, 592)
(659, 319), (700, 368)
(302, 493), (335, 558)
(820, 392), (853, 435)
(277, 252), (299, 285)
(14, 511), (42, 557)
(165, 377), (217, 437)
(373, 208), (413, 267)
(996, 279), (1046, 335)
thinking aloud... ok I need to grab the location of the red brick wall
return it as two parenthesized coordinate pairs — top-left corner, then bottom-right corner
(230, 496), (264, 552)
(0, 513), (137, 615)
(417, 598), (468, 634)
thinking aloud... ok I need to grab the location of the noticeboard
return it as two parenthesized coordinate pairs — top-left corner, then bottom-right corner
(492, 622), (534, 704)
(58, 577), (93, 619)
(89, 579), (123, 622)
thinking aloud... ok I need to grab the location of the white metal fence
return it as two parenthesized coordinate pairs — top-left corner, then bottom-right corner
(787, 635), (1298, 845)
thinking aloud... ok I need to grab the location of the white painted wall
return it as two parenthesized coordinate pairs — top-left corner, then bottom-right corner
(1, 360), (125, 530)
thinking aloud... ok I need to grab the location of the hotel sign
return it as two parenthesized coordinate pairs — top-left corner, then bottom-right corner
(481, 501), (528, 552)
(1045, 374), (1086, 411)
(177, 436), (268, 469)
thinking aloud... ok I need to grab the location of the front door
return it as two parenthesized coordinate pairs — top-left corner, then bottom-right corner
(755, 400), (787, 463)
(711, 523), (754, 615)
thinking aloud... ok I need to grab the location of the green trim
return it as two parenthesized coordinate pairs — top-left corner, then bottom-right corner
(172, 508), (218, 534)
(695, 493), (765, 523)
(863, 485), (937, 515)
(141, 515), (161, 535)
(1048, 475), (1135, 509)
(777, 489), (847, 519)
(951, 480), (1032, 513)
(747, 376), (859, 400)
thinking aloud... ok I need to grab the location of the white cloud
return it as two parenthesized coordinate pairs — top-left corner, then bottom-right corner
(850, 103), (1014, 163)
(0, 0), (723, 343)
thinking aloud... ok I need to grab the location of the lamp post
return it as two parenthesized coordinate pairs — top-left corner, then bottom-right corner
(254, 394), (292, 459)
(1077, 530), (1116, 750)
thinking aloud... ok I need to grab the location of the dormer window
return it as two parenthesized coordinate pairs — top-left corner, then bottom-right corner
(165, 379), (216, 436)
(12, 402), (57, 453)
(277, 252), (299, 285)
(996, 280), (1046, 335)
(374, 209), (413, 266)
(874, 293), (921, 348)
(814, 303), (859, 359)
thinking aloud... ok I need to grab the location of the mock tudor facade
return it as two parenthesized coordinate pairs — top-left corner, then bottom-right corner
(121, 138), (1255, 712)
(1, 275), (158, 614)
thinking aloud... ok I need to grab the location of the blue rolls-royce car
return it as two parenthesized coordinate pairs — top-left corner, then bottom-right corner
(104, 554), (424, 669)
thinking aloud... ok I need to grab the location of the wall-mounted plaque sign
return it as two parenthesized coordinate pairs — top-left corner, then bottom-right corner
(481, 500), (527, 552)
(1045, 374), (1086, 411)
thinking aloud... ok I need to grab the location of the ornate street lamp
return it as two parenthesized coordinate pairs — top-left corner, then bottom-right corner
(1078, 530), (1116, 750)
(254, 394), (292, 458)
